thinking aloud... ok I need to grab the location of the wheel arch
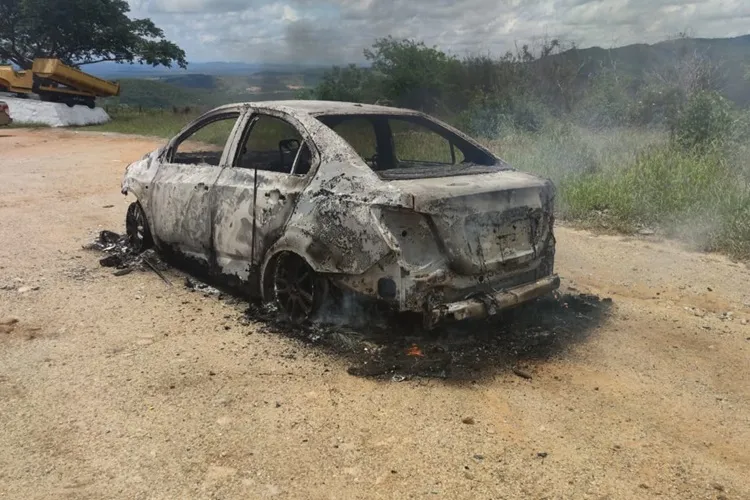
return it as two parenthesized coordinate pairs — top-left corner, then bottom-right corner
(121, 155), (161, 242)
(259, 230), (345, 301)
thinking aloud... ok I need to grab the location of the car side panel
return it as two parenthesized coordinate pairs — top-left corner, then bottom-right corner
(212, 167), (309, 281)
(122, 150), (162, 235)
(149, 163), (223, 262)
(260, 161), (403, 281)
(146, 110), (247, 263)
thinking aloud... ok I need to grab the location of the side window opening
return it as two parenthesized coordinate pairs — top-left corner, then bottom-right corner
(236, 115), (311, 175)
(389, 118), (465, 166)
(327, 118), (378, 168)
(172, 113), (239, 166)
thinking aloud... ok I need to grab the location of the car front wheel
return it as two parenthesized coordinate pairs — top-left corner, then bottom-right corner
(126, 202), (153, 254)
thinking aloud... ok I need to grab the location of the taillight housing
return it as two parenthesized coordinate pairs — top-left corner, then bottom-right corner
(371, 206), (441, 269)
(0, 103), (8, 113)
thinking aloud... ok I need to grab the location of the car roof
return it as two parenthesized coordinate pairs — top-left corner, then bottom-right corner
(217, 100), (422, 117)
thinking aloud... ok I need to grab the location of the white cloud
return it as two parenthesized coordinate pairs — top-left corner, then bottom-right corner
(282, 5), (299, 22)
(126, 0), (750, 63)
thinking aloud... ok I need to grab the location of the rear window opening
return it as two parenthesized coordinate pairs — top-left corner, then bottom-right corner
(316, 113), (506, 180)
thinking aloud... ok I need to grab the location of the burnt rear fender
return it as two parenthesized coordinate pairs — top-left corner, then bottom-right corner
(260, 161), (405, 300)
(259, 225), (394, 301)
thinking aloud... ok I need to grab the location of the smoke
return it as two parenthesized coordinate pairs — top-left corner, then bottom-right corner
(313, 290), (393, 331)
(280, 19), (362, 65)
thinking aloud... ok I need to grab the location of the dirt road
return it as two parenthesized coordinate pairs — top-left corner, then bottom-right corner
(1, 128), (749, 500)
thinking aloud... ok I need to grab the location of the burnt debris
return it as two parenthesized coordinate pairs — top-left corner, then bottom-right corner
(86, 229), (612, 382)
(84, 230), (171, 285)
(243, 289), (612, 382)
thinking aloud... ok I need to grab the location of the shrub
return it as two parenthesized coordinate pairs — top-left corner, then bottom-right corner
(313, 64), (379, 104)
(672, 90), (733, 150)
(573, 71), (632, 129)
(561, 142), (750, 258)
(628, 85), (684, 127)
(458, 93), (547, 138)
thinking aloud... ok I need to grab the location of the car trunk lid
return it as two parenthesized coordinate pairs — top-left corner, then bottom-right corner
(392, 171), (554, 275)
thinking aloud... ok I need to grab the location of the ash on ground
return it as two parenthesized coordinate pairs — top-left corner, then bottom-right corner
(86, 229), (613, 381)
(245, 292), (612, 381)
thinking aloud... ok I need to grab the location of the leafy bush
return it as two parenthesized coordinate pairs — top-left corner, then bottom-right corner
(313, 64), (379, 103)
(311, 37), (579, 120)
(457, 93), (546, 138)
(363, 37), (462, 112)
(628, 85), (684, 127)
(672, 90), (733, 150)
(573, 72), (633, 128)
(562, 142), (750, 258)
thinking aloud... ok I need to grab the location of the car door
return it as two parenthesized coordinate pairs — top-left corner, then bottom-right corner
(211, 111), (318, 289)
(149, 110), (243, 264)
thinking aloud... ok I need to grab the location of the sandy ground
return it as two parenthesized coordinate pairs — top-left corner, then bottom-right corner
(1, 128), (749, 500)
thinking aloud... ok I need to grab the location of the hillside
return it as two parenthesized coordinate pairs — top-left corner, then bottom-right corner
(99, 79), (227, 109)
(99, 35), (750, 110)
(557, 34), (750, 105)
(101, 68), (328, 109)
(87, 61), (325, 78)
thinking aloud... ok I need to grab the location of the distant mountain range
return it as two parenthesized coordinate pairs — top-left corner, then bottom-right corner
(87, 61), (327, 78)
(559, 34), (750, 106)
(95, 34), (750, 109)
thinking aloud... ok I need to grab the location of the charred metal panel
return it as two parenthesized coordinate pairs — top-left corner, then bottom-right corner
(210, 167), (256, 280)
(268, 161), (401, 277)
(149, 163), (223, 262)
(122, 100), (559, 323)
(121, 148), (163, 238)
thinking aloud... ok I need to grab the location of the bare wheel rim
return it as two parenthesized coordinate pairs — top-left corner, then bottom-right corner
(126, 203), (148, 253)
(274, 253), (319, 322)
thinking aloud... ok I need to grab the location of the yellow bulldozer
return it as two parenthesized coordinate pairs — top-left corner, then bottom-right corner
(0, 58), (120, 108)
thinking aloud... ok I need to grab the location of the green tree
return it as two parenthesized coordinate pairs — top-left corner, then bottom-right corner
(313, 64), (378, 103)
(673, 90), (733, 150)
(363, 37), (461, 112)
(0, 0), (186, 69)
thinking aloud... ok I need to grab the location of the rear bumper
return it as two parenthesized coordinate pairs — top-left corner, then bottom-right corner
(425, 274), (560, 329)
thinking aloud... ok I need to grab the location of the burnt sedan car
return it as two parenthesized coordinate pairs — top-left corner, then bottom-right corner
(122, 100), (559, 328)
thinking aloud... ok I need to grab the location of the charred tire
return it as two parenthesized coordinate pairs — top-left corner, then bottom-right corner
(126, 202), (153, 254)
(272, 252), (327, 324)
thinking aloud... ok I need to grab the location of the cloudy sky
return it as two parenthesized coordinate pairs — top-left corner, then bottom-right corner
(126, 0), (750, 64)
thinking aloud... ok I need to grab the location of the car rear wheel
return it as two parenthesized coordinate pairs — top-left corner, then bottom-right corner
(273, 252), (327, 323)
(126, 202), (153, 254)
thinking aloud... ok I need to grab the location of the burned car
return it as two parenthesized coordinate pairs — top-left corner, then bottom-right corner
(121, 100), (559, 328)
